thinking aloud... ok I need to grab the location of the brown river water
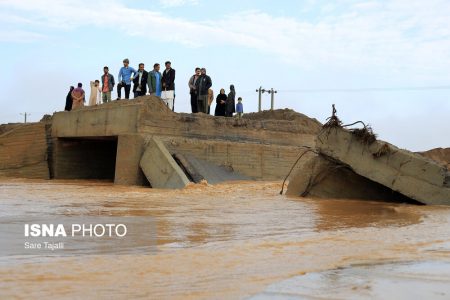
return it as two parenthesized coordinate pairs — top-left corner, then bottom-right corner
(0, 178), (450, 299)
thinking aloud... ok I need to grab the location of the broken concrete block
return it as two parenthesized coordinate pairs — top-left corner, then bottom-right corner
(139, 137), (190, 189)
(173, 153), (251, 184)
(286, 155), (419, 203)
(315, 127), (450, 205)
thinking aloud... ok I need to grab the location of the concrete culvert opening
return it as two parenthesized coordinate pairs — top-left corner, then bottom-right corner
(53, 137), (118, 181)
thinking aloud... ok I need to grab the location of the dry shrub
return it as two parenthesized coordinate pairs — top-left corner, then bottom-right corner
(323, 115), (342, 129)
(350, 125), (377, 145)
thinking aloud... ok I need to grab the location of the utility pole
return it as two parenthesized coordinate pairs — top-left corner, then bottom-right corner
(255, 86), (266, 112)
(256, 87), (277, 111)
(20, 112), (30, 123)
(267, 88), (277, 110)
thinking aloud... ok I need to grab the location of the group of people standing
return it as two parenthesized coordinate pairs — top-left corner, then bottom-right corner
(65, 59), (176, 111)
(188, 68), (243, 117)
(115, 60), (176, 110)
(65, 59), (243, 117)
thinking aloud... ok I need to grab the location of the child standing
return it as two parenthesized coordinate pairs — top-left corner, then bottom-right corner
(236, 97), (244, 118)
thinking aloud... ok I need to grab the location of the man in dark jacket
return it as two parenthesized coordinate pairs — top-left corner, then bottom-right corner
(133, 63), (148, 98)
(188, 67), (201, 113)
(101, 66), (115, 103)
(195, 68), (212, 113)
(161, 61), (176, 110)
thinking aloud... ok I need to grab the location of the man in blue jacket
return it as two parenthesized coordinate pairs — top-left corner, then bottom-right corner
(117, 58), (137, 100)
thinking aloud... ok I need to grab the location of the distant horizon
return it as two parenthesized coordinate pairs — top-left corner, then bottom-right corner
(0, 0), (449, 152)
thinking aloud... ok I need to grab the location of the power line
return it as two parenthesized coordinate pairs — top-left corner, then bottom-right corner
(280, 85), (450, 93)
(242, 85), (450, 94)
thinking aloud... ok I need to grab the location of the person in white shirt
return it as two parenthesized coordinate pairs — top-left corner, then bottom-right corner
(88, 80), (101, 106)
(161, 61), (176, 110)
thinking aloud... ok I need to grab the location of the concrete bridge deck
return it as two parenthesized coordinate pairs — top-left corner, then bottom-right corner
(0, 96), (320, 188)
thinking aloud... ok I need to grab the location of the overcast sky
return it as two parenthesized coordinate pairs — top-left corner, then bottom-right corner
(0, 0), (449, 151)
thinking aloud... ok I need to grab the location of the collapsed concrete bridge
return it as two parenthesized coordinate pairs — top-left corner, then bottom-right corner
(0, 96), (320, 188)
(286, 125), (450, 205)
(0, 96), (448, 205)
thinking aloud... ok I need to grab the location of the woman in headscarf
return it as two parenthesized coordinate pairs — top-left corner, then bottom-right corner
(225, 84), (235, 117)
(65, 86), (74, 111)
(214, 88), (227, 116)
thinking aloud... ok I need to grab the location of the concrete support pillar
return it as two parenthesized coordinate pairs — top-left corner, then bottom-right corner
(115, 134), (146, 185)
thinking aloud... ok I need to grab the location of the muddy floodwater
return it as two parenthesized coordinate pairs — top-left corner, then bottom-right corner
(1, 178), (450, 299)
